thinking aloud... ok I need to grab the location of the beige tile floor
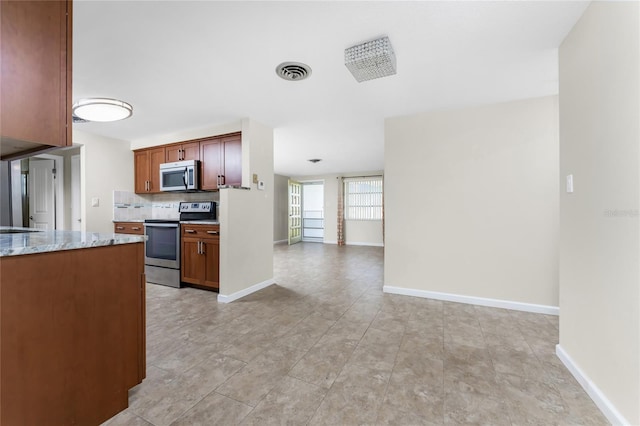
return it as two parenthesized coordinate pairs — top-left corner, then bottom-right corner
(103, 243), (608, 426)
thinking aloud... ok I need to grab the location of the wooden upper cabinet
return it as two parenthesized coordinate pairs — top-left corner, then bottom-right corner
(166, 141), (200, 162)
(134, 151), (150, 194)
(200, 133), (242, 190)
(200, 138), (223, 190)
(134, 147), (165, 194)
(222, 134), (242, 187)
(134, 132), (241, 193)
(0, 0), (72, 159)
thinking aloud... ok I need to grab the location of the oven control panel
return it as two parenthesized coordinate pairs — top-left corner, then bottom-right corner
(179, 202), (214, 213)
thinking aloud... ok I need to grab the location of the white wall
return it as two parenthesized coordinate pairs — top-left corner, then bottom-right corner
(273, 174), (289, 243)
(385, 96), (559, 308)
(73, 130), (134, 233)
(219, 119), (274, 299)
(558, 3), (639, 424)
(291, 172), (384, 246)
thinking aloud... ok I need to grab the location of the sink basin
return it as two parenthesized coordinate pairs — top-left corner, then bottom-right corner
(0, 229), (43, 234)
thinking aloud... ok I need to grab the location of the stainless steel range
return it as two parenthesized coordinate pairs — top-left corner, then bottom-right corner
(144, 201), (217, 288)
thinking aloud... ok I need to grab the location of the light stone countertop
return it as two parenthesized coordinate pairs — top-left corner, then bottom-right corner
(179, 220), (219, 225)
(112, 219), (219, 225)
(0, 227), (147, 257)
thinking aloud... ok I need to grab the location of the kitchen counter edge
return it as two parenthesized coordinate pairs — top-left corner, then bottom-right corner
(0, 228), (147, 257)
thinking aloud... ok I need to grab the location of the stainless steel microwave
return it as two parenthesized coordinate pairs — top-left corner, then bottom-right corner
(159, 160), (200, 191)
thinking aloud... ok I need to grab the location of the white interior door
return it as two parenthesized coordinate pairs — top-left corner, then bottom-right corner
(28, 158), (56, 230)
(71, 154), (81, 231)
(288, 180), (302, 245)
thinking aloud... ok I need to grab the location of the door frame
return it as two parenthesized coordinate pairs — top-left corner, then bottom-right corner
(70, 154), (81, 231)
(300, 180), (325, 243)
(31, 153), (64, 230)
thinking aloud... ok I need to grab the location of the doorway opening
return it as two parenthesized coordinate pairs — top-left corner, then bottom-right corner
(302, 181), (324, 242)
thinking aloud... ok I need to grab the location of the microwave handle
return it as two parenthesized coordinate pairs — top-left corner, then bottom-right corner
(183, 168), (189, 190)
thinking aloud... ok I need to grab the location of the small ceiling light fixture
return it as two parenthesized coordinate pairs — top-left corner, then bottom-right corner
(345, 36), (396, 83)
(276, 62), (312, 81)
(308, 158), (322, 163)
(72, 98), (133, 122)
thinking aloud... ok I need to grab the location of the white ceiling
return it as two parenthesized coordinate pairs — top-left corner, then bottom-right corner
(73, 1), (588, 177)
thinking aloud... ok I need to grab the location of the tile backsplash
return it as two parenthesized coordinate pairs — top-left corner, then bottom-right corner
(113, 190), (219, 221)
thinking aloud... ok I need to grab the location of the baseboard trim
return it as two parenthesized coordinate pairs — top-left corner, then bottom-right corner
(323, 240), (383, 247)
(273, 239), (287, 245)
(346, 242), (384, 247)
(382, 285), (559, 315)
(556, 345), (629, 426)
(217, 278), (275, 303)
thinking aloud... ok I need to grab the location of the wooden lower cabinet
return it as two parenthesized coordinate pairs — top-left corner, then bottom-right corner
(0, 243), (146, 425)
(114, 221), (144, 235)
(181, 224), (220, 291)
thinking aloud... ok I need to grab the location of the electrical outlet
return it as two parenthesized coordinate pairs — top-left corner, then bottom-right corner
(258, 181), (265, 190)
(91, 197), (99, 207)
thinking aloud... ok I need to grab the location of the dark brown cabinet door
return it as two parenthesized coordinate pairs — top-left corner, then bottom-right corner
(181, 238), (204, 285)
(134, 151), (150, 194)
(148, 147), (165, 193)
(0, 0), (72, 155)
(222, 135), (242, 187)
(200, 139), (223, 190)
(165, 142), (200, 162)
(134, 147), (165, 193)
(202, 239), (220, 290)
(165, 145), (182, 163)
(182, 142), (200, 161)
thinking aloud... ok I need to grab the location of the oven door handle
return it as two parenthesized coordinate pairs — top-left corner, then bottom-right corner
(144, 223), (179, 228)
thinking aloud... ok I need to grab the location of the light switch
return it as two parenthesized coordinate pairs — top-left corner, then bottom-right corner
(91, 197), (100, 207)
(566, 174), (573, 193)
(253, 173), (259, 184)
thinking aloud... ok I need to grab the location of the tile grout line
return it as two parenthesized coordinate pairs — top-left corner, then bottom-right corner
(373, 308), (409, 425)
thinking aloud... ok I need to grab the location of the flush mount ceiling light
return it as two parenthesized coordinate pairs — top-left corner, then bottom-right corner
(308, 158), (322, 163)
(72, 98), (133, 122)
(276, 62), (312, 81)
(345, 36), (396, 83)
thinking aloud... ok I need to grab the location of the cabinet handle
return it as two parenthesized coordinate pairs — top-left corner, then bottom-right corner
(206, 230), (219, 235)
(185, 229), (196, 233)
(131, 227), (141, 231)
(179, 148), (184, 161)
(116, 226), (125, 230)
(200, 241), (205, 255)
(221, 175), (225, 185)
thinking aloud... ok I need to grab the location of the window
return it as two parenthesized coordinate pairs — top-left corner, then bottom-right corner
(344, 177), (383, 220)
